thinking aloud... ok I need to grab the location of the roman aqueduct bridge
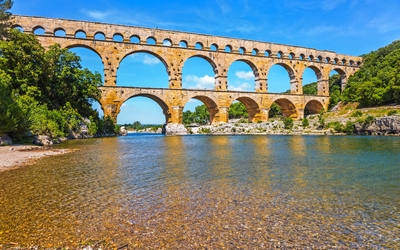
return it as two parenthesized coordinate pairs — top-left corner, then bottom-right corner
(11, 15), (362, 124)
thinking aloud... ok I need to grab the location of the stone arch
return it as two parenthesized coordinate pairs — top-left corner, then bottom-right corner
(226, 59), (258, 91)
(304, 100), (324, 116)
(146, 36), (157, 45)
(130, 35), (140, 43)
(113, 33), (124, 42)
(54, 28), (66, 37)
(181, 55), (218, 90)
(121, 50), (169, 71)
(75, 30), (87, 39)
(33, 25), (45, 35)
(163, 38), (172, 46)
(331, 68), (348, 91)
(270, 98), (297, 118)
(230, 96), (260, 122)
(120, 93), (171, 124)
(118, 50), (169, 87)
(184, 95), (219, 124)
(267, 62), (297, 93)
(210, 43), (218, 51)
(64, 44), (103, 60)
(94, 32), (106, 40)
(301, 65), (323, 94)
(179, 40), (188, 48)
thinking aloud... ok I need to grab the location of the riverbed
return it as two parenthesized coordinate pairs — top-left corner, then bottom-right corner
(0, 135), (399, 248)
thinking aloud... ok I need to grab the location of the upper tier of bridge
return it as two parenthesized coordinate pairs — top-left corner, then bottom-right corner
(11, 15), (362, 97)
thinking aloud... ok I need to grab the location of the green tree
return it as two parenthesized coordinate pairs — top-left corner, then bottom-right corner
(269, 103), (282, 117)
(133, 121), (142, 130)
(0, 0), (13, 39)
(283, 117), (294, 130)
(228, 102), (248, 119)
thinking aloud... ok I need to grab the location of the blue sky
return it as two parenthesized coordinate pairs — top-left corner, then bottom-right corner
(12, 0), (400, 124)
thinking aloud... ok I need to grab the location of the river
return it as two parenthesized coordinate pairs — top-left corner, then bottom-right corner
(0, 135), (399, 248)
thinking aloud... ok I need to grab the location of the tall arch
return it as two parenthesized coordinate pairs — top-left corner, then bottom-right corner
(330, 68), (348, 91)
(229, 97), (260, 122)
(267, 63), (296, 93)
(301, 66), (322, 95)
(270, 98), (297, 118)
(118, 94), (170, 125)
(182, 55), (217, 90)
(304, 100), (324, 116)
(227, 59), (258, 92)
(117, 51), (169, 88)
(183, 95), (218, 124)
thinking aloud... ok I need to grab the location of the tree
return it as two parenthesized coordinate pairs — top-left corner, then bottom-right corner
(228, 102), (248, 119)
(0, 0), (13, 39)
(269, 103), (282, 117)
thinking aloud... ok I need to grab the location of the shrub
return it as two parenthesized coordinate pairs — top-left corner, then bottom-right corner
(282, 117), (294, 130)
(387, 110), (398, 116)
(302, 117), (309, 127)
(351, 110), (363, 117)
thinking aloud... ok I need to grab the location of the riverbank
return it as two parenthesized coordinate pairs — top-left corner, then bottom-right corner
(0, 145), (71, 172)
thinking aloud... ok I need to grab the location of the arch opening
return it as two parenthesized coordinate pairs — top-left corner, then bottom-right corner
(210, 44), (218, 51)
(163, 39), (172, 46)
(33, 26), (45, 35)
(68, 47), (104, 83)
(54, 28), (66, 37)
(183, 96), (218, 125)
(302, 67), (320, 95)
(118, 95), (168, 129)
(179, 40), (188, 48)
(269, 98), (297, 118)
(130, 35), (140, 43)
(94, 32), (105, 40)
(305, 100), (324, 116)
(117, 52), (168, 88)
(267, 63), (295, 93)
(265, 50), (271, 57)
(182, 56), (216, 90)
(229, 97), (259, 122)
(12, 25), (23, 32)
(252, 49), (258, 56)
(328, 69), (347, 109)
(239, 47), (245, 55)
(146, 37), (156, 45)
(195, 42), (203, 50)
(227, 60), (256, 92)
(75, 30), (86, 39)
(225, 45), (232, 52)
(113, 33), (123, 42)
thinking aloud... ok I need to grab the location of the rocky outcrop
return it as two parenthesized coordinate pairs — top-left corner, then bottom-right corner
(119, 126), (128, 136)
(354, 116), (400, 135)
(0, 134), (12, 145)
(163, 123), (188, 135)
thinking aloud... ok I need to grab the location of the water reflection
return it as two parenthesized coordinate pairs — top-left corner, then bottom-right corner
(0, 136), (399, 248)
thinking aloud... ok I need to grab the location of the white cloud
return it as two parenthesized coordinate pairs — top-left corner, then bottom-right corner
(235, 71), (255, 80)
(184, 75), (215, 89)
(230, 82), (252, 91)
(143, 55), (161, 65)
(85, 10), (111, 21)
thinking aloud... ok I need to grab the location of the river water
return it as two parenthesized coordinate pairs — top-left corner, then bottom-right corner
(0, 135), (399, 248)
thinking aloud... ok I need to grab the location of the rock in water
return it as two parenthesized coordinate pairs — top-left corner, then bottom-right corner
(33, 135), (53, 146)
(119, 126), (128, 136)
(0, 134), (12, 145)
(163, 124), (188, 135)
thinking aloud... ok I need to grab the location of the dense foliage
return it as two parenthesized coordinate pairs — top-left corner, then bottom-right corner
(0, 0), (12, 39)
(343, 40), (400, 106)
(183, 105), (210, 125)
(0, 28), (118, 141)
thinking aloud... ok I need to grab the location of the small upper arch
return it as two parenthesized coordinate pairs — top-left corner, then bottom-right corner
(94, 32), (106, 40)
(75, 30), (87, 39)
(33, 25), (45, 35)
(54, 28), (66, 37)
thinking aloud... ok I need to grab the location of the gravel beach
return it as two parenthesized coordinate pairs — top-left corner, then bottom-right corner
(0, 145), (70, 172)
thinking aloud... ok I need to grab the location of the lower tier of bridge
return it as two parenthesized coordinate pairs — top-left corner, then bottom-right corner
(99, 86), (330, 124)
